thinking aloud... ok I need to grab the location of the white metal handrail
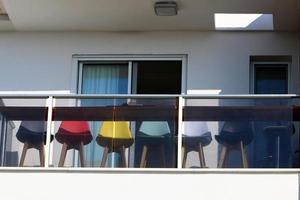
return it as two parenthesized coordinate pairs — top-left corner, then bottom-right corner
(0, 94), (298, 99)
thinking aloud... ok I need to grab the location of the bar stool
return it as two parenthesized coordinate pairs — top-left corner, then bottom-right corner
(182, 122), (212, 168)
(138, 121), (171, 168)
(17, 121), (52, 167)
(55, 121), (92, 167)
(263, 125), (293, 168)
(97, 121), (133, 167)
(215, 122), (253, 168)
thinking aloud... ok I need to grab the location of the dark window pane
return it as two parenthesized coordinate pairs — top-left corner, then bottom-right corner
(255, 64), (288, 94)
(135, 61), (182, 94)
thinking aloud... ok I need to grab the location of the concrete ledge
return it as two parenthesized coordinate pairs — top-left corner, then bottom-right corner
(0, 167), (299, 174)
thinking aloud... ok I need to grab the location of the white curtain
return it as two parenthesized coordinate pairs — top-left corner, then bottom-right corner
(81, 64), (128, 167)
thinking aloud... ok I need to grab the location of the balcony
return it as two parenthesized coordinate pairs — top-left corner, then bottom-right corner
(0, 94), (299, 169)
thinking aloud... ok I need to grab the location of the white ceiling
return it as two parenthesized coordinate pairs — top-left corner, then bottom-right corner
(0, 0), (299, 31)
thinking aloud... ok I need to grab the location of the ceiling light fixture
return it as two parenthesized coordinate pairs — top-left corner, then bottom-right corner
(154, 1), (178, 16)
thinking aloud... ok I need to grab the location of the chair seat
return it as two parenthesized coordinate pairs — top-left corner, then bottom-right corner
(215, 131), (253, 146)
(182, 131), (212, 151)
(263, 126), (290, 137)
(16, 126), (54, 145)
(55, 129), (93, 146)
(136, 133), (172, 146)
(96, 136), (134, 152)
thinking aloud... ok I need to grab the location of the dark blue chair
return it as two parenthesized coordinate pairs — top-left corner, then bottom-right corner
(16, 121), (52, 167)
(263, 125), (293, 168)
(215, 121), (254, 168)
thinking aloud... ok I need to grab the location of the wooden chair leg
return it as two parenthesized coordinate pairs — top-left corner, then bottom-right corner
(120, 146), (127, 168)
(78, 142), (85, 167)
(38, 143), (45, 167)
(160, 144), (166, 168)
(198, 143), (206, 168)
(140, 145), (148, 168)
(239, 141), (249, 168)
(19, 142), (29, 167)
(181, 146), (187, 168)
(218, 145), (228, 168)
(100, 146), (109, 167)
(58, 143), (68, 167)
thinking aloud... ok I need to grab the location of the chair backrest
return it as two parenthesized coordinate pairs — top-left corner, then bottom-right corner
(99, 121), (132, 139)
(58, 121), (91, 135)
(183, 121), (209, 137)
(219, 121), (254, 145)
(139, 121), (171, 136)
(221, 121), (253, 134)
(19, 121), (46, 133)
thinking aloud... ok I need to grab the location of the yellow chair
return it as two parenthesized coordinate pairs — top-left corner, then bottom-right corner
(96, 121), (134, 167)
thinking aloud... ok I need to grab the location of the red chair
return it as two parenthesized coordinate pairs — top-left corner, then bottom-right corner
(55, 121), (92, 167)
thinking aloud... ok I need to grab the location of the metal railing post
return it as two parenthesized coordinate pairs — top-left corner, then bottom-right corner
(0, 116), (6, 166)
(45, 96), (54, 168)
(177, 96), (184, 169)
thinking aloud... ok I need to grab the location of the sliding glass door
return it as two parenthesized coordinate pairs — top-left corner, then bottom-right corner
(78, 59), (183, 168)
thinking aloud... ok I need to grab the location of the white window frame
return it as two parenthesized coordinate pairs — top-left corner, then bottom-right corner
(71, 54), (188, 95)
(250, 61), (291, 94)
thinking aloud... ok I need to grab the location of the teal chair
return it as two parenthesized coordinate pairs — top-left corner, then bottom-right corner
(138, 121), (171, 168)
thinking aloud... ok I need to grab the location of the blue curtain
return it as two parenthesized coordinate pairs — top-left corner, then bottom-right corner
(81, 64), (128, 167)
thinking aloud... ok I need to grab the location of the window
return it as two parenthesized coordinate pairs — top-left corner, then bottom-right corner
(81, 63), (129, 95)
(253, 63), (289, 94)
(78, 59), (184, 95)
(250, 61), (292, 168)
(133, 61), (182, 94)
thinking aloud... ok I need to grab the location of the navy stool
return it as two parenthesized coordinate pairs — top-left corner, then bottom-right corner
(16, 121), (53, 167)
(263, 125), (293, 168)
(215, 122), (253, 168)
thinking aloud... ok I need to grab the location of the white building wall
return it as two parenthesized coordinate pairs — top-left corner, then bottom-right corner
(0, 31), (298, 94)
(0, 170), (298, 200)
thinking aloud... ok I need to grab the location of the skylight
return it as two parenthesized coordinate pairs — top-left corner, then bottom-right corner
(214, 13), (274, 31)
